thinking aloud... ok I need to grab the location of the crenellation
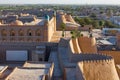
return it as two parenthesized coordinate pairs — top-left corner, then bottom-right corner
(81, 58), (114, 64)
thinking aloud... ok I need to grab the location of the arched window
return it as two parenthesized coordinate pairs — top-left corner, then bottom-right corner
(27, 29), (32, 36)
(19, 38), (24, 41)
(1, 29), (7, 36)
(2, 38), (6, 41)
(27, 38), (32, 42)
(10, 38), (15, 41)
(36, 38), (40, 42)
(10, 29), (15, 36)
(36, 29), (41, 36)
(18, 29), (24, 36)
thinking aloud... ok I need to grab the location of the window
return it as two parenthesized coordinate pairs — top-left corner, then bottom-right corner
(10, 29), (15, 36)
(10, 38), (15, 41)
(36, 29), (41, 36)
(19, 38), (24, 41)
(27, 29), (32, 36)
(27, 38), (32, 42)
(19, 29), (24, 36)
(2, 38), (6, 41)
(36, 39), (40, 42)
(1, 29), (7, 36)
(39, 58), (43, 61)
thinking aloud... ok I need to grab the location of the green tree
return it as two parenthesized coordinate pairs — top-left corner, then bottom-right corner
(84, 17), (92, 25)
(78, 18), (86, 26)
(105, 20), (118, 28)
(92, 21), (99, 28)
(70, 30), (81, 38)
(74, 17), (79, 23)
(90, 13), (97, 19)
(99, 20), (105, 26)
(104, 20), (112, 27)
(60, 23), (66, 37)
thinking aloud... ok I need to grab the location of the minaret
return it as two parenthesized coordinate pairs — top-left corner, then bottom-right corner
(53, 11), (56, 31)
(44, 15), (50, 41)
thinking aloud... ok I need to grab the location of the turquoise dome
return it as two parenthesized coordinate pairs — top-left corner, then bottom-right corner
(45, 15), (50, 21)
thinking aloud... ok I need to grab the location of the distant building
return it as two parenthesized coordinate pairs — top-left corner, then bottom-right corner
(57, 12), (80, 30)
(102, 28), (120, 36)
(0, 13), (56, 62)
(110, 16), (120, 26)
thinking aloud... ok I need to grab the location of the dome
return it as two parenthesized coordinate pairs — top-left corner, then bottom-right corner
(11, 20), (23, 25)
(45, 15), (50, 21)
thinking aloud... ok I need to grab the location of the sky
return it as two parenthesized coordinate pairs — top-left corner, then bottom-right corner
(0, 0), (120, 5)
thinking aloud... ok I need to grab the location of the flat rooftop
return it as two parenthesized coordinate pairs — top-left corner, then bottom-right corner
(6, 67), (48, 80)
(0, 66), (8, 74)
(97, 40), (113, 45)
(23, 61), (52, 68)
(0, 19), (45, 26)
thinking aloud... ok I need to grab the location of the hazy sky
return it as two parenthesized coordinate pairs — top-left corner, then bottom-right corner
(0, 0), (120, 5)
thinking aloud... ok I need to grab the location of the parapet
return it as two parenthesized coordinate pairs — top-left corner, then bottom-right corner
(70, 53), (113, 63)
(76, 57), (119, 80)
(78, 36), (97, 53)
(67, 37), (97, 56)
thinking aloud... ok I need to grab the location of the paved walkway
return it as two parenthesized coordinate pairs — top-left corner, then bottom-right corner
(49, 51), (62, 79)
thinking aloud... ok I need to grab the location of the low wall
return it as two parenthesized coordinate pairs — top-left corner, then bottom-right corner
(69, 53), (112, 63)
(98, 51), (120, 64)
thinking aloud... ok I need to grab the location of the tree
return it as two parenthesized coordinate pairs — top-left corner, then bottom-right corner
(90, 13), (97, 19)
(70, 30), (81, 38)
(89, 33), (93, 38)
(92, 20), (99, 28)
(60, 23), (66, 37)
(104, 20), (118, 28)
(74, 17), (79, 23)
(99, 20), (105, 26)
(84, 17), (92, 25)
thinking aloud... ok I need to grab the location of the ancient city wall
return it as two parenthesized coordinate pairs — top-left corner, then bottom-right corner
(78, 37), (97, 53)
(65, 15), (76, 23)
(70, 53), (112, 63)
(77, 59), (119, 80)
(116, 65), (120, 78)
(71, 38), (81, 54)
(98, 51), (120, 64)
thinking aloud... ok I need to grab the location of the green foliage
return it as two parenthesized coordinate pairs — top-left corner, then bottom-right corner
(74, 17), (100, 29)
(74, 17), (92, 26)
(99, 20), (105, 26)
(89, 33), (93, 37)
(90, 13), (97, 18)
(104, 20), (118, 28)
(84, 17), (92, 25)
(70, 30), (81, 38)
(60, 23), (66, 30)
(92, 20), (99, 28)
(60, 23), (66, 37)
(62, 31), (65, 37)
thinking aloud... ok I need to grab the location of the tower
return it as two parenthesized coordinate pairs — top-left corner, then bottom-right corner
(43, 15), (50, 42)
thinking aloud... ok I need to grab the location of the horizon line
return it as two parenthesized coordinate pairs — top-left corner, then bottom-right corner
(0, 3), (120, 6)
